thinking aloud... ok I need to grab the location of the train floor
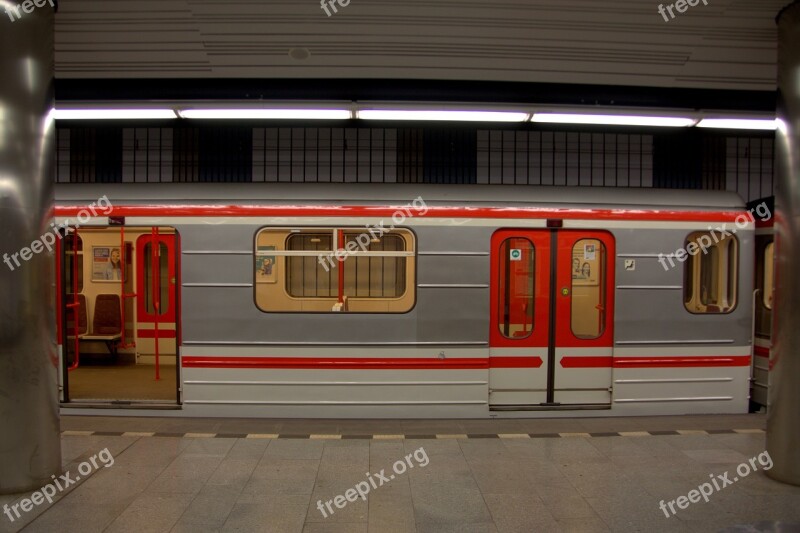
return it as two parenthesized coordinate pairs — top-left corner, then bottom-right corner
(66, 360), (176, 403)
(3, 414), (800, 532)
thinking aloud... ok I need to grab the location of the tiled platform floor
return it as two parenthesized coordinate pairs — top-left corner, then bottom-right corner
(2, 413), (799, 532)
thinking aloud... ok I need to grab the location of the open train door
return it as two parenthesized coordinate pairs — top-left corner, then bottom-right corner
(489, 228), (615, 409)
(57, 226), (180, 406)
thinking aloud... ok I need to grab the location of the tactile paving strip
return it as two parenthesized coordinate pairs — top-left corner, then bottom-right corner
(60, 428), (765, 439)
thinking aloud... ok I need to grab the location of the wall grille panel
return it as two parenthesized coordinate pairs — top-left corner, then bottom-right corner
(55, 125), (774, 202)
(478, 131), (653, 187)
(122, 128), (173, 183)
(252, 128), (397, 183)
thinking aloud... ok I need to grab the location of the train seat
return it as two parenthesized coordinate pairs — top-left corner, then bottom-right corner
(65, 294), (88, 337)
(89, 294), (122, 338)
(81, 294), (122, 358)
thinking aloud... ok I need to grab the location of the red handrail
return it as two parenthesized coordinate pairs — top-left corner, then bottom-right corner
(120, 226), (126, 347)
(337, 230), (345, 304)
(152, 227), (161, 381)
(522, 302), (530, 334)
(119, 227), (136, 349)
(68, 229), (80, 371)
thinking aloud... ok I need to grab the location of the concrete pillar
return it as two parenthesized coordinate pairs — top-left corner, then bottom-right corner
(0, 1), (61, 493)
(768, 0), (800, 486)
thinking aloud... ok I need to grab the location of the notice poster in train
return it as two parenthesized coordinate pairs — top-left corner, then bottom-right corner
(572, 244), (599, 286)
(92, 246), (122, 282)
(256, 245), (277, 283)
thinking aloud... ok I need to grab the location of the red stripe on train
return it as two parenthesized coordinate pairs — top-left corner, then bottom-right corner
(753, 346), (770, 359)
(561, 356), (751, 368)
(182, 357), (490, 370)
(54, 205), (746, 223)
(615, 356), (751, 367)
(182, 355), (749, 370)
(560, 356), (613, 368)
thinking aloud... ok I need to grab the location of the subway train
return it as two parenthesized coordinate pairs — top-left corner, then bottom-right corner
(52, 184), (770, 418)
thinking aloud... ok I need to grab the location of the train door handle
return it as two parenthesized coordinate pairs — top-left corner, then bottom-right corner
(561, 287), (570, 297)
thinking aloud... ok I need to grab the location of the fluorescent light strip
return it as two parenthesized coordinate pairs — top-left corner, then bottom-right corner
(358, 110), (528, 122)
(179, 109), (351, 120)
(54, 109), (177, 120)
(51, 106), (776, 131)
(532, 113), (695, 127)
(696, 118), (778, 131)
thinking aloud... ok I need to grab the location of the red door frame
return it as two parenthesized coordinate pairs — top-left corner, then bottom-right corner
(490, 228), (615, 404)
(490, 230), (551, 350)
(555, 230), (615, 349)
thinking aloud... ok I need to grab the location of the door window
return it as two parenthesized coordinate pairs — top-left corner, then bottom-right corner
(497, 238), (535, 339)
(570, 239), (606, 340)
(143, 242), (169, 316)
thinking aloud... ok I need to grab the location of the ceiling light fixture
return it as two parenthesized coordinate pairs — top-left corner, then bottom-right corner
(357, 110), (529, 122)
(178, 109), (352, 120)
(53, 109), (177, 120)
(531, 113), (696, 127)
(696, 118), (778, 130)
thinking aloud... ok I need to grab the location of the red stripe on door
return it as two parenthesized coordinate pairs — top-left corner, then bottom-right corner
(560, 356), (613, 368)
(138, 329), (177, 339)
(489, 357), (543, 368)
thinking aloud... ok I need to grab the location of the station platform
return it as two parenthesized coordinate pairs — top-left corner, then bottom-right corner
(2, 413), (799, 533)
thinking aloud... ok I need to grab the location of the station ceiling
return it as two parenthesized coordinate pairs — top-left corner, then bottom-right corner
(55, 0), (783, 93)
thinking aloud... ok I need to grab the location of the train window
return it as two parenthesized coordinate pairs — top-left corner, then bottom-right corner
(684, 232), (738, 313)
(571, 239), (606, 339)
(255, 228), (416, 313)
(700, 247), (719, 305)
(764, 242), (774, 310)
(497, 238), (535, 339)
(285, 233), (337, 298)
(341, 232), (407, 298)
(65, 234), (84, 294)
(143, 242), (169, 315)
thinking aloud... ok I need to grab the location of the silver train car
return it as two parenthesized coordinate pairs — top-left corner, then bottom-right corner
(53, 184), (758, 418)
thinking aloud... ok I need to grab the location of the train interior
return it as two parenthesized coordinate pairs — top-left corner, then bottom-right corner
(59, 226), (179, 405)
